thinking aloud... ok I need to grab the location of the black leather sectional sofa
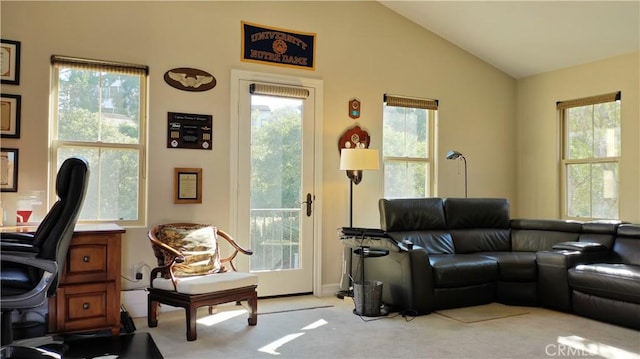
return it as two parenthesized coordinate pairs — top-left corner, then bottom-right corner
(342, 197), (640, 330)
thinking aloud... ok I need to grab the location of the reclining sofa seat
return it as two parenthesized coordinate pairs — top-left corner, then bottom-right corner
(368, 197), (640, 329)
(568, 223), (640, 329)
(535, 220), (618, 312)
(378, 197), (513, 314)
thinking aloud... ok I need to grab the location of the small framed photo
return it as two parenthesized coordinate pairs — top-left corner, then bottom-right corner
(174, 167), (202, 204)
(1, 148), (19, 192)
(1, 39), (21, 85)
(1, 94), (21, 138)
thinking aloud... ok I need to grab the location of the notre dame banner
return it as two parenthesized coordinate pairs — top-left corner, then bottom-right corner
(241, 21), (316, 71)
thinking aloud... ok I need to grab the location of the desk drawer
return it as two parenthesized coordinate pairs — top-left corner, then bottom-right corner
(51, 282), (118, 333)
(61, 234), (118, 284)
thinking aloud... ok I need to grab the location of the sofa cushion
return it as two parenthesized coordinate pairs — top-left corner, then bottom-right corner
(451, 229), (511, 253)
(479, 252), (537, 281)
(429, 254), (498, 287)
(612, 224), (640, 265)
(511, 229), (580, 252)
(578, 221), (619, 249)
(568, 264), (640, 304)
(444, 198), (510, 229)
(510, 219), (582, 232)
(379, 198), (446, 231)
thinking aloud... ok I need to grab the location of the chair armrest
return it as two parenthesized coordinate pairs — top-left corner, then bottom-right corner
(149, 256), (184, 290)
(148, 235), (183, 258)
(1, 232), (36, 244)
(1, 241), (39, 254)
(1, 254), (57, 274)
(216, 229), (252, 272)
(217, 229), (253, 256)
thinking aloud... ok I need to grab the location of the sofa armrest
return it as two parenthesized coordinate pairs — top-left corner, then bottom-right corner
(537, 249), (608, 311)
(352, 243), (435, 315)
(552, 241), (608, 253)
(407, 248), (435, 314)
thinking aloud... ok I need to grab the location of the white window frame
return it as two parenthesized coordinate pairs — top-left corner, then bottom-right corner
(49, 56), (148, 226)
(559, 91), (621, 220)
(382, 94), (438, 198)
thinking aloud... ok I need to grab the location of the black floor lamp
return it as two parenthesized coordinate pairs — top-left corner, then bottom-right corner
(446, 150), (467, 198)
(339, 148), (380, 227)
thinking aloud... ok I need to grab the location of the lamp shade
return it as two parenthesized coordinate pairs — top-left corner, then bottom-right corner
(340, 148), (380, 171)
(446, 150), (463, 160)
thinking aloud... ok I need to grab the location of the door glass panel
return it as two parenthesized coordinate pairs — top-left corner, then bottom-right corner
(250, 95), (303, 272)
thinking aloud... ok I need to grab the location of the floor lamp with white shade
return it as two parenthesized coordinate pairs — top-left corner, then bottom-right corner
(339, 148), (380, 227)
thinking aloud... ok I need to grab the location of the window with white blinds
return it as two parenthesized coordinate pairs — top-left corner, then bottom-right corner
(382, 94), (438, 198)
(50, 55), (148, 225)
(559, 91), (621, 220)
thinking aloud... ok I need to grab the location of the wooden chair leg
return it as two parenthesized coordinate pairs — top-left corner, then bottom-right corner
(208, 305), (218, 315)
(247, 291), (258, 326)
(186, 304), (198, 341)
(148, 298), (159, 328)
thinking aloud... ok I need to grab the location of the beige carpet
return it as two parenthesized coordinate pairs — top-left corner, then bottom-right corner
(257, 295), (334, 314)
(435, 302), (530, 323)
(134, 295), (640, 359)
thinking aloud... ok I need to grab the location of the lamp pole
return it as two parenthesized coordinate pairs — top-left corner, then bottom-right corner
(462, 155), (467, 198)
(446, 150), (468, 198)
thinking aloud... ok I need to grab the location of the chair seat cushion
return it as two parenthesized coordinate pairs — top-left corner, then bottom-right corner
(152, 271), (258, 295)
(429, 254), (498, 287)
(568, 264), (640, 304)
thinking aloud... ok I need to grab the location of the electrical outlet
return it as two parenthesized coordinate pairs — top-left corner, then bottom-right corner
(133, 262), (145, 280)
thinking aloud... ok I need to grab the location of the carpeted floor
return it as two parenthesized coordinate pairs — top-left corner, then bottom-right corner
(435, 302), (530, 323)
(133, 295), (640, 359)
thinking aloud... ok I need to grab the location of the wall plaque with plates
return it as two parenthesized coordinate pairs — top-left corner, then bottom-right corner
(167, 112), (213, 150)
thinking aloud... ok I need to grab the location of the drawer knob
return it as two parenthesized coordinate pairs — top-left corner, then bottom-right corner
(83, 303), (90, 310)
(83, 256), (90, 263)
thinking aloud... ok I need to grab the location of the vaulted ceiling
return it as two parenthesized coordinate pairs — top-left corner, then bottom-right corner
(379, 1), (640, 79)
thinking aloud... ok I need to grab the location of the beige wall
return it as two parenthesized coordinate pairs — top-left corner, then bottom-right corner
(515, 52), (640, 222)
(1, 1), (517, 294)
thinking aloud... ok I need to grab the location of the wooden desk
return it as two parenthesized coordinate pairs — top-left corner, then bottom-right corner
(1, 224), (125, 335)
(44, 224), (126, 336)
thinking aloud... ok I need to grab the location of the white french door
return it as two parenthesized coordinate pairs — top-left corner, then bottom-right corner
(230, 70), (322, 297)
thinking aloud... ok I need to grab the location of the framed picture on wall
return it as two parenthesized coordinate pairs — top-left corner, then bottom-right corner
(1, 39), (21, 85)
(1, 148), (19, 192)
(1, 94), (21, 138)
(174, 167), (202, 204)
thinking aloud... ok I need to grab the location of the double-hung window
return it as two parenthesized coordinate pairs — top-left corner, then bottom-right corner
(382, 94), (438, 198)
(559, 91), (621, 220)
(50, 56), (148, 225)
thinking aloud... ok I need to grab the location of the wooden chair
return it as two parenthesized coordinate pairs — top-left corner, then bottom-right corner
(147, 223), (258, 341)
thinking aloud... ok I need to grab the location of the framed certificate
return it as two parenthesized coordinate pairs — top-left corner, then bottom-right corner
(174, 167), (202, 204)
(1, 148), (18, 192)
(1, 39), (21, 85)
(1, 94), (21, 138)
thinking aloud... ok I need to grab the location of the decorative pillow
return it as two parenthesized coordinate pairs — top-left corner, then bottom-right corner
(153, 224), (222, 277)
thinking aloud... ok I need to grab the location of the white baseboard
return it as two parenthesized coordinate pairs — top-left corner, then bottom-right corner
(320, 283), (342, 297)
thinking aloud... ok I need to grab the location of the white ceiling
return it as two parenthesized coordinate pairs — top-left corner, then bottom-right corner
(379, 1), (640, 79)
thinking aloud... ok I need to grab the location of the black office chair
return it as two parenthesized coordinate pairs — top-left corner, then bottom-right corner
(1, 156), (90, 357)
